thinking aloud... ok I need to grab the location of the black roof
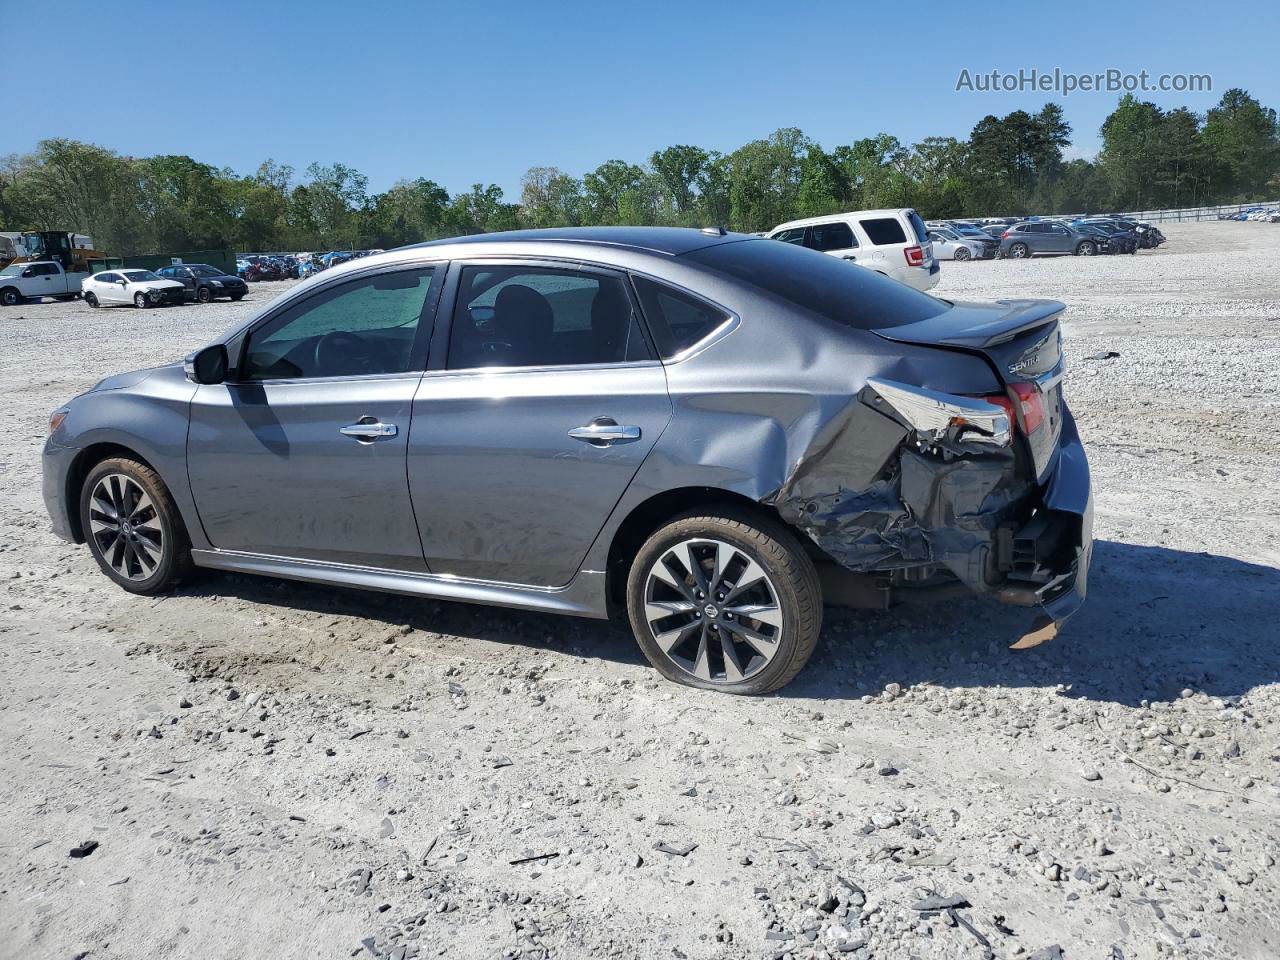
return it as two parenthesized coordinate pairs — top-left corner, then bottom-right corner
(415, 226), (747, 257)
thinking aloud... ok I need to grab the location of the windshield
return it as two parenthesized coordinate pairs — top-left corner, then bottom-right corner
(123, 270), (162, 282)
(684, 238), (946, 330)
(189, 265), (222, 277)
(0, 264), (24, 277)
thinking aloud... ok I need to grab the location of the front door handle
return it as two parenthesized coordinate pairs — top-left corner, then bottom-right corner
(340, 419), (398, 440)
(568, 418), (641, 446)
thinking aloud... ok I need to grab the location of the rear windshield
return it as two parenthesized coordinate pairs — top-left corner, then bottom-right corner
(906, 210), (929, 243)
(684, 239), (946, 330)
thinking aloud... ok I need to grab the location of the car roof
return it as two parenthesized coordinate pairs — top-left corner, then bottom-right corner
(770, 209), (914, 232)
(414, 226), (744, 258)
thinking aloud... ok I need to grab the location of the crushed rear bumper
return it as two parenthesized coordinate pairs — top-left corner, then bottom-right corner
(774, 393), (1092, 633)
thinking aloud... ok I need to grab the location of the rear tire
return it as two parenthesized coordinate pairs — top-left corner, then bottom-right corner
(1009, 242), (1030, 259)
(79, 457), (192, 595)
(626, 510), (822, 695)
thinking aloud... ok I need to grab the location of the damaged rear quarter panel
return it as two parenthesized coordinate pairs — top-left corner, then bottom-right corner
(585, 276), (1009, 584)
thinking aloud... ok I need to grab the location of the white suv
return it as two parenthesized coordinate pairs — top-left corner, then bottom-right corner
(767, 208), (939, 292)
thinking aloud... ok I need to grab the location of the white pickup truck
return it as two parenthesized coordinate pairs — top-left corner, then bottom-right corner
(0, 261), (89, 306)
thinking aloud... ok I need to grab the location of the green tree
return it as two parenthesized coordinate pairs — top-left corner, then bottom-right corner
(649, 145), (709, 217)
(519, 167), (584, 227)
(1202, 88), (1280, 200)
(1098, 95), (1165, 208)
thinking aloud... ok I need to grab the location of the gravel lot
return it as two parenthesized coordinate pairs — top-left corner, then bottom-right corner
(2, 222), (1278, 960)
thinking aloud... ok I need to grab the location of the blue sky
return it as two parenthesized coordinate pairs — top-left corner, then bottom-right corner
(6, 0), (1276, 196)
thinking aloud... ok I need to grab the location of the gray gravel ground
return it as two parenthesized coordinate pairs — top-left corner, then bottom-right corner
(1, 222), (1278, 960)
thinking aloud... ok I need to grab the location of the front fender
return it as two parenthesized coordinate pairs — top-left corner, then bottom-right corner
(50, 367), (206, 548)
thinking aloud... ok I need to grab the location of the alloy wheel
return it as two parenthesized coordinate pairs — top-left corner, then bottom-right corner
(643, 537), (783, 684)
(88, 473), (164, 581)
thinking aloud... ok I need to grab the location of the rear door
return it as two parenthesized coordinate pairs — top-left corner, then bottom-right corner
(407, 260), (671, 586)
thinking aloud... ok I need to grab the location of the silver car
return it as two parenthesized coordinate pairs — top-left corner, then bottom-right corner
(42, 228), (1092, 694)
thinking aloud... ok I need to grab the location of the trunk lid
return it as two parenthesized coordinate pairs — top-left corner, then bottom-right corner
(871, 298), (1066, 482)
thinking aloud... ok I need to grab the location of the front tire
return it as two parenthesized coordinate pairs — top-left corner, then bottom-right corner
(953, 247), (971, 262)
(197, 286), (213, 303)
(626, 510), (822, 695)
(0, 287), (21, 306)
(1076, 241), (1096, 256)
(85, 292), (99, 308)
(80, 458), (192, 595)
(134, 292), (149, 309)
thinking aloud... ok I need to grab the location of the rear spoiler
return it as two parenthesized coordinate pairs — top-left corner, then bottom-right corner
(872, 299), (1065, 349)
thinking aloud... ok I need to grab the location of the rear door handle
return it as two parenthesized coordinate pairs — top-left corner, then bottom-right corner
(568, 419), (641, 445)
(340, 419), (398, 440)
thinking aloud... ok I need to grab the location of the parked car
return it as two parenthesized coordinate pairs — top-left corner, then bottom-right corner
(82, 269), (186, 308)
(768, 208), (939, 292)
(1068, 222), (1121, 254)
(939, 221), (1003, 252)
(926, 226), (992, 261)
(1000, 222), (1101, 258)
(154, 264), (249, 302)
(0, 260), (87, 305)
(42, 227), (1091, 695)
(1075, 220), (1138, 254)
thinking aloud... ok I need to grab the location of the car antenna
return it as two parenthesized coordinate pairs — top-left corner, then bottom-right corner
(700, 225), (728, 236)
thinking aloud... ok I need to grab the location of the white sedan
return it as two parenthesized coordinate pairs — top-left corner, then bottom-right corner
(83, 269), (187, 309)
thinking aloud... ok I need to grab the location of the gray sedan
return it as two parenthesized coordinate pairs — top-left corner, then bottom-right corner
(42, 227), (1092, 694)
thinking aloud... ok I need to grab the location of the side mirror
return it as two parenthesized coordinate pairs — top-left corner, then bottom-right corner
(184, 344), (229, 385)
(22, 268), (35, 278)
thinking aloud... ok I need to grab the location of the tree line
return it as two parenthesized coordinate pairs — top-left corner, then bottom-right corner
(1, 89), (1275, 256)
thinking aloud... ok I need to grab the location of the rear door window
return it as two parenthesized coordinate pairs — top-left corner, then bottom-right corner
(858, 217), (907, 245)
(631, 276), (731, 357)
(447, 266), (651, 369)
(807, 222), (856, 252)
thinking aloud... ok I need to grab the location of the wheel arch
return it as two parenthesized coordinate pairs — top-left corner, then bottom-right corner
(603, 486), (798, 613)
(64, 442), (161, 543)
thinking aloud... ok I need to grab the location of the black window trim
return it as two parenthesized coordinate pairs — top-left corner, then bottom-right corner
(425, 256), (660, 376)
(227, 259), (448, 385)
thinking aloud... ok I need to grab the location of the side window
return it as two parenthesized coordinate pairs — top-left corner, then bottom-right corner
(241, 267), (436, 380)
(632, 276), (731, 358)
(808, 222), (855, 252)
(34, 263), (59, 276)
(97, 272), (119, 284)
(156, 267), (172, 277)
(447, 266), (650, 370)
(859, 217), (907, 245)
(771, 228), (807, 245)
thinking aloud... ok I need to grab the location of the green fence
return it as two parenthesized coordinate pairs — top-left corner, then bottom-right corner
(85, 248), (237, 274)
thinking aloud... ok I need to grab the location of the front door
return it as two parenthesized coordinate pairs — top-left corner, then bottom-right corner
(187, 264), (443, 570)
(408, 262), (671, 586)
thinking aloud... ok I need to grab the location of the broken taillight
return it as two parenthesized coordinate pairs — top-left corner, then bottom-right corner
(985, 383), (1045, 435)
(904, 245), (925, 266)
